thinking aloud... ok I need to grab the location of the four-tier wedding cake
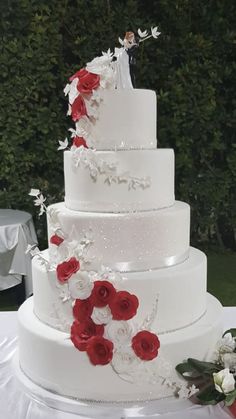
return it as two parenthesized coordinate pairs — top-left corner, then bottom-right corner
(18, 29), (223, 403)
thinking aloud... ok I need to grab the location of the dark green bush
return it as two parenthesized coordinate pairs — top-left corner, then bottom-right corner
(0, 0), (235, 250)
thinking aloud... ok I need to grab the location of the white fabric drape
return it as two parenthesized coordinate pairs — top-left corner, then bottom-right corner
(0, 210), (37, 295)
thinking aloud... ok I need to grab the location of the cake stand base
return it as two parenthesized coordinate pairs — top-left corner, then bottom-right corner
(12, 352), (193, 418)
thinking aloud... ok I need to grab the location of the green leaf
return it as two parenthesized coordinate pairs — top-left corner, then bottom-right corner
(197, 384), (226, 405)
(176, 361), (204, 381)
(187, 358), (222, 375)
(225, 389), (236, 406)
(223, 329), (236, 338)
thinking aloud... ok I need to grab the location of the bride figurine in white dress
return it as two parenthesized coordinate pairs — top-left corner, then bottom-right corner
(114, 31), (139, 89)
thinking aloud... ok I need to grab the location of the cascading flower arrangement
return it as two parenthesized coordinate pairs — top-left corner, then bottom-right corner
(59, 26), (161, 151)
(176, 329), (236, 416)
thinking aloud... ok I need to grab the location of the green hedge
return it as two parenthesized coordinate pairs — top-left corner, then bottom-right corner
(0, 0), (235, 250)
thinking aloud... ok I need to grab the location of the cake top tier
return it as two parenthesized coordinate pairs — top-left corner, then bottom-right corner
(63, 28), (160, 151)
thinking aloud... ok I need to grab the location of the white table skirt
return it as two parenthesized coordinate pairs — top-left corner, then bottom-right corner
(0, 309), (235, 419)
(0, 210), (37, 296)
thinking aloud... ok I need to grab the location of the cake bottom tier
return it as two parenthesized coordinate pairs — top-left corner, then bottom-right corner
(18, 296), (223, 402)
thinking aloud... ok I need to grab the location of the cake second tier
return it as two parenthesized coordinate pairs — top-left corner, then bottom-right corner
(47, 201), (190, 272)
(64, 149), (175, 212)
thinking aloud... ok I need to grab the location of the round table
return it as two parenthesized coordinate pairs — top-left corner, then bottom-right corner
(0, 209), (37, 296)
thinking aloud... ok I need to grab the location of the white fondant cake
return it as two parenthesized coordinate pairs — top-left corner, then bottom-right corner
(18, 35), (223, 405)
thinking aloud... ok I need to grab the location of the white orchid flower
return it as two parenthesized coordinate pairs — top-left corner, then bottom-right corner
(29, 188), (40, 197)
(151, 26), (161, 39)
(213, 368), (235, 394)
(57, 138), (69, 151)
(138, 28), (148, 38)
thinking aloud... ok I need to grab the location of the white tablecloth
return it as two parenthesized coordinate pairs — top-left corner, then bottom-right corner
(0, 308), (235, 418)
(0, 209), (37, 296)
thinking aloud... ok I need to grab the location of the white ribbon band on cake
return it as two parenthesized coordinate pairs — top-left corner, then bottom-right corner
(110, 250), (190, 273)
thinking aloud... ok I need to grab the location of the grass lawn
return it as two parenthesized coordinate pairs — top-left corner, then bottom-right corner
(0, 252), (235, 311)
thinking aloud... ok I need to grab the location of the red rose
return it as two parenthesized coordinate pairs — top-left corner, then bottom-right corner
(71, 319), (104, 351)
(77, 72), (100, 94)
(71, 95), (87, 122)
(72, 136), (88, 148)
(90, 281), (116, 308)
(86, 336), (113, 365)
(56, 257), (80, 283)
(109, 291), (139, 320)
(50, 234), (64, 246)
(132, 331), (160, 361)
(69, 68), (88, 82)
(73, 298), (93, 322)
(229, 401), (236, 417)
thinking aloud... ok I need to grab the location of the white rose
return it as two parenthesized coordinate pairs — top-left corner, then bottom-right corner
(68, 271), (93, 300)
(213, 368), (235, 394)
(111, 349), (139, 375)
(91, 306), (112, 325)
(105, 320), (134, 347)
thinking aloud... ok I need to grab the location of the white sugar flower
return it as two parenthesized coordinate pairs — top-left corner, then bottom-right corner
(25, 244), (40, 257)
(75, 116), (91, 139)
(221, 353), (236, 370)
(112, 349), (139, 375)
(90, 88), (102, 103)
(29, 188), (40, 197)
(138, 28), (148, 38)
(177, 385), (191, 399)
(39, 205), (46, 216)
(102, 48), (113, 59)
(188, 384), (199, 397)
(67, 104), (71, 116)
(86, 54), (112, 76)
(63, 83), (70, 96)
(68, 271), (93, 300)
(217, 333), (236, 354)
(100, 66), (116, 89)
(57, 138), (69, 151)
(34, 194), (46, 207)
(151, 26), (161, 39)
(91, 306), (112, 325)
(213, 368), (235, 394)
(68, 77), (80, 105)
(105, 320), (134, 347)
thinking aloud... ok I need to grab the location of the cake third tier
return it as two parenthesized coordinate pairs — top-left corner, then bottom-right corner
(47, 201), (190, 272)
